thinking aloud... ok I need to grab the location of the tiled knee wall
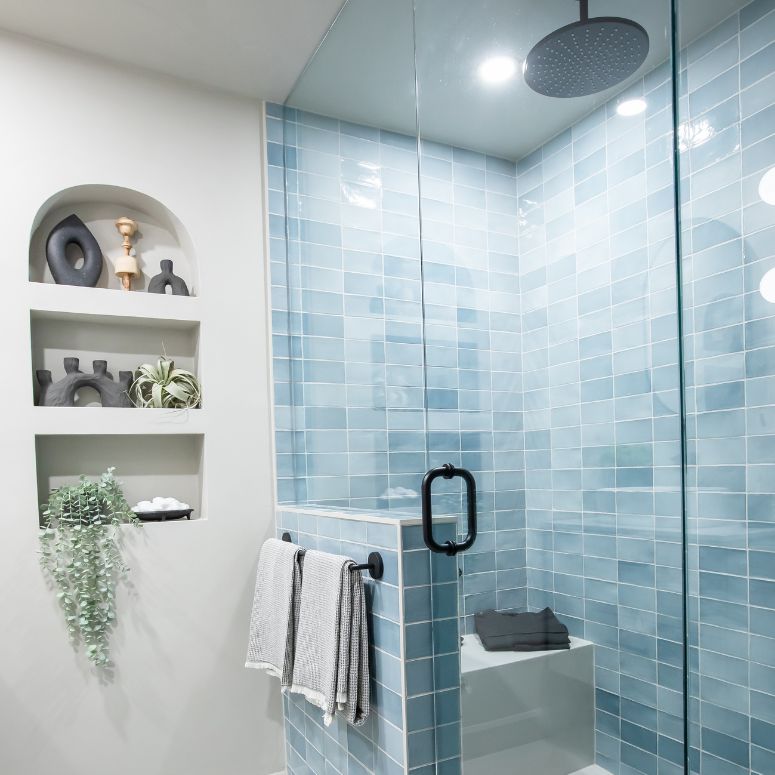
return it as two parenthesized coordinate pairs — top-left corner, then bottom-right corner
(402, 521), (461, 775)
(276, 508), (460, 775)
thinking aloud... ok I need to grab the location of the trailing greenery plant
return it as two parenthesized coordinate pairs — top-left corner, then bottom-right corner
(39, 468), (140, 667)
(131, 356), (201, 409)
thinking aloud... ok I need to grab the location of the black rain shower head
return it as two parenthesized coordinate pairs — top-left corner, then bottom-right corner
(524, 0), (649, 98)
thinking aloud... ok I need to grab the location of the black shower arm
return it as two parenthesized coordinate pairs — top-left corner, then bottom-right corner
(421, 463), (478, 556)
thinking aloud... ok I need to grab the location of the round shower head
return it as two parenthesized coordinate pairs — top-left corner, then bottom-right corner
(524, 0), (649, 98)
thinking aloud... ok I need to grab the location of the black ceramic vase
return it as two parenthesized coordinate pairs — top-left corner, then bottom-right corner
(36, 358), (133, 407)
(45, 214), (103, 287)
(148, 259), (189, 296)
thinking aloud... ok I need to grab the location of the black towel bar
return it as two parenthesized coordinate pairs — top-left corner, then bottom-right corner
(280, 531), (384, 580)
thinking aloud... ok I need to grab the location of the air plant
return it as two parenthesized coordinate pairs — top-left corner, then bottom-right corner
(131, 356), (201, 409)
(39, 468), (140, 667)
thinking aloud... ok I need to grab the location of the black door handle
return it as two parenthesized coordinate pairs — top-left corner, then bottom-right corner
(421, 463), (477, 555)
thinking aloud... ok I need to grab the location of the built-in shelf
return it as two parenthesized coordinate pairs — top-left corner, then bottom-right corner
(29, 282), (200, 326)
(29, 184), (206, 525)
(35, 433), (206, 522)
(32, 406), (206, 435)
(30, 307), (200, 407)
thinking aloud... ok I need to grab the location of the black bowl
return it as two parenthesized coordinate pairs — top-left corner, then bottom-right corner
(134, 508), (193, 522)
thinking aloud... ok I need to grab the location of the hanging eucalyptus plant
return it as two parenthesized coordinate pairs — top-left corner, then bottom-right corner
(132, 356), (201, 409)
(39, 468), (140, 667)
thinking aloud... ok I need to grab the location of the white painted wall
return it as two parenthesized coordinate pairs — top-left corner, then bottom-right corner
(0, 30), (283, 775)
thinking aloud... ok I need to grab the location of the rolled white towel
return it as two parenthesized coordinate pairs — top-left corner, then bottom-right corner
(133, 497), (189, 512)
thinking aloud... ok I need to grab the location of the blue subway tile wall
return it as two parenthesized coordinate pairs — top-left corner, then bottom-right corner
(268, 86), (682, 775)
(268, 104), (428, 513)
(268, 104), (528, 627)
(679, 3), (775, 775)
(268, 4), (774, 774)
(516, 60), (685, 775)
(276, 509), (406, 775)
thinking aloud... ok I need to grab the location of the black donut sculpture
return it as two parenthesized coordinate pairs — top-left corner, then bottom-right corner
(45, 214), (103, 287)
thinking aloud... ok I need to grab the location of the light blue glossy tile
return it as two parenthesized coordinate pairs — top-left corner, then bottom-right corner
(407, 729), (435, 769)
(405, 622), (433, 660)
(405, 657), (434, 697)
(404, 586), (432, 624)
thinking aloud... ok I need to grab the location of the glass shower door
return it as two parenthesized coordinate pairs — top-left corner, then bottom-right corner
(412, 1), (527, 770)
(413, 2), (686, 774)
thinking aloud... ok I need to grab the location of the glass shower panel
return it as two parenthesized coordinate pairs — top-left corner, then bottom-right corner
(413, 2), (685, 774)
(272, 0), (427, 513)
(676, 1), (775, 774)
(266, 0), (774, 772)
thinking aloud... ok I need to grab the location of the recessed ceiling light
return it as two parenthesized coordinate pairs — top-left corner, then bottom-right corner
(759, 167), (775, 206)
(760, 268), (775, 303)
(616, 98), (647, 117)
(478, 56), (517, 84)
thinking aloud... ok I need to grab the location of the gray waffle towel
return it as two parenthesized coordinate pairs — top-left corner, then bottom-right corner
(245, 537), (304, 685)
(289, 549), (370, 726)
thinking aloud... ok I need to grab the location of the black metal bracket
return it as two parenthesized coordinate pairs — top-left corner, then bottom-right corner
(281, 531), (384, 580)
(421, 463), (478, 555)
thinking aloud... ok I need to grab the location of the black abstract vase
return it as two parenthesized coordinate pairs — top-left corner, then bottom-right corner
(45, 214), (103, 287)
(148, 259), (190, 296)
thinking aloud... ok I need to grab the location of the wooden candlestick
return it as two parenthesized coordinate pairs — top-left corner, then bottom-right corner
(114, 217), (139, 291)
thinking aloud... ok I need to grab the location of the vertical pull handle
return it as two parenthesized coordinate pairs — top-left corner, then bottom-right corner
(421, 463), (478, 555)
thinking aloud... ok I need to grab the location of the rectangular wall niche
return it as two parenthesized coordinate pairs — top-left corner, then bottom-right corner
(35, 434), (205, 522)
(30, 310), (200, 407)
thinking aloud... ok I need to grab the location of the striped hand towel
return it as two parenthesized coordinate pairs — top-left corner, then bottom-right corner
(289, 549), (370, 726)
(245, 537), (304, 686)
(341, 564), (369, 725)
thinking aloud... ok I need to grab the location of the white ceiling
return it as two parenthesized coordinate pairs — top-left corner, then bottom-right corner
(0, 0), (749, 159)
(289, 0), (749, 160)
(0, 0), (345, 102)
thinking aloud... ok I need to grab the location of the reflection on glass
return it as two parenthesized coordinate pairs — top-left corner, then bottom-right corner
(760, 166), (775, 205)
(759, 268), (775, 302)
(616, 97), (648, 116)
(678, 117), (715, 151)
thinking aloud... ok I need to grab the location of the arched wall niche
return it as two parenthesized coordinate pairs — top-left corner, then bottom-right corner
(29, 184), (198, 295)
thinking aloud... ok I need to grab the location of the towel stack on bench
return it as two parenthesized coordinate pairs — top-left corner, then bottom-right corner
(246, 538), (370, 727)
(474, 607), (570, 652)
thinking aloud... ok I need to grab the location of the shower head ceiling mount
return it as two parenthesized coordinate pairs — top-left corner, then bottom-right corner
(523, 0), (649, 98)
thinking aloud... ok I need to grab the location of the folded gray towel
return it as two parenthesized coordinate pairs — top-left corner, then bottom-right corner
(290, 549), (370, 726)
(245, 537), (304, 685)
(341, 564), (369, 725)
(475, 607), (570, 652)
